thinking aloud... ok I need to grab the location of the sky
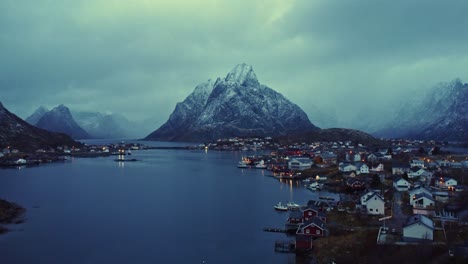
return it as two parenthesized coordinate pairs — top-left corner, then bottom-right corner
(1, 0), (468, 132)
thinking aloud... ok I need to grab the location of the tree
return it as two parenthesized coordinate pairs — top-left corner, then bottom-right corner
(371, 174), (381, 188)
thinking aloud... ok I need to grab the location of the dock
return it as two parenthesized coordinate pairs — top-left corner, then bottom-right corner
(263, 227), (288, 233)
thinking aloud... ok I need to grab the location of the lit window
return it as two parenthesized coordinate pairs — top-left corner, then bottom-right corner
(316, 230), (320, 234)
(306, 229), (310, 234)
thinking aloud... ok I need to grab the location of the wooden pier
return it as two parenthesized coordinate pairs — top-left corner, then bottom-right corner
(263, 227), (288, 233)
(275, 240), (296, 253)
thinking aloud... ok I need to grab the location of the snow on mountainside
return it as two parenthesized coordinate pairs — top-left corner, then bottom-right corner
(375, 79), (468, 141)
(145, 63), (319, 141)
(0, 102), (78, 151)
(36, 105), (91, 140)
(25, 106), (49, 125)
(72, 111), (139, 139)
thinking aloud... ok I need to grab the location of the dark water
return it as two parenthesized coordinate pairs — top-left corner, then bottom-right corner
(0, 146), (326, 263)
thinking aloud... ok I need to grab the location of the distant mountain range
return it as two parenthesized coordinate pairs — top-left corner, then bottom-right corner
(0, 102), (78, 151)
(145, 63), (319, 141)
(374, 79), (467, 141)
(26, 106), (145, 140)
(34, 105), (91, 140)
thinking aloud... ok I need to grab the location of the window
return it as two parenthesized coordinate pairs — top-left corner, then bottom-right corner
(316, 230), (320, 235)
(376, 209), (379, 212)
(308, 212), (312, 216)
(370, 208), (373, 211)
(306, 229), (310, 234)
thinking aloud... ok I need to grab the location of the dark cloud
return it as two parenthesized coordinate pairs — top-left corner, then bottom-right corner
(1, 0), (467, 131)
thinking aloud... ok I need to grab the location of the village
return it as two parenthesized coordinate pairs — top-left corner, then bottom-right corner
(208, 136), (468, 263)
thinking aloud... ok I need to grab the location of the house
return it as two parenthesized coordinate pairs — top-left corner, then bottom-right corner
(339, 163), (357, 172)
(392, 162), (411, 175)
(288, 157), (313, 171)
(412, 193), (435, 209)
(296, 217), (327, 237)
(315, 152), (337, 165)
(360, 191), (385, 215)
(435, 177), (458, 189)
(355, 162), (369, 175)
(403, 215), (434, 242)
(0, 152), (4, 158)
(367, 152), (384, 162)
(408, 168), (432, 179)
(409, 187), (432, 205)
(393, 177), (411, 191)
(302, 205), (327, 222)
(346, 178), (366, 190)
(410, 159), (425, 168)
(353, 153), (362, 162)
(295, 234), (313, 251)
(436, 160), (450, 167)
(370, 163), (384, 173)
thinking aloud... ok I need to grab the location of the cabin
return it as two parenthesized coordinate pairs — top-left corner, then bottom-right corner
(288, 157), (313, 171)
(393, 177), (411, 191)
(355, 162), (369, 175)
(296, 217), (327, 237)
(315, 152), (337, 165)
(287, 210), (304, 225)
(302, 205), (327, 222)
(403, 214), (434, 242)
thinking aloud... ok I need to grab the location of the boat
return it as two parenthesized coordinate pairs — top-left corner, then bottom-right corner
(237, 161), (248, 168)
(306, 182), (322, 191)
(287, 202), (300, 209)
(255, 160), (267, 169)
(274, 202), (288, 211)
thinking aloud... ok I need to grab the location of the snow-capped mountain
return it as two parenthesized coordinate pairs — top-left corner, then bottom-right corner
(375, 79), (467, 141)
(0, 102), (78, 151)
(72, 111), (138, 139)
(145, 63), (319, 141)
(36, 105), (91, 140)
(25, 106), (49, 125)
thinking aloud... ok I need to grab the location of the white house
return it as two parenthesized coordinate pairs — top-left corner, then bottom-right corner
(0, 152), (4, 158)
(360, 191), (385, 215)
(412, 193), (435, 209)
(403, 215), (434, 242)
(409, 187), (432, 205)
(338, 163), (357, 172)
(353, 153), (362, 162)
(393, 177), (411, 191)
(435, 177), (458, 189)
(288, 157), (313, 171)
(392, 163), (411, 175)
(408, 168), (432, 179)
(355, 163), (369, 175)
(370, 163), (384, 173)
(410, 159), (425, 168)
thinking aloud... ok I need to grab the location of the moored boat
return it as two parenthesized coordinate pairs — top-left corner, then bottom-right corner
(274, 202), (288, 211)
(287, 201), (300, 209)
(237, 161), (248, 168)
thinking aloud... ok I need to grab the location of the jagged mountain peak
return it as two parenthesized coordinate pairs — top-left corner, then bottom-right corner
(145, 64), (318, 141)
(26, 106), (49, 125)
(224, 63), (259, 87)
(36, 104), (90, 139)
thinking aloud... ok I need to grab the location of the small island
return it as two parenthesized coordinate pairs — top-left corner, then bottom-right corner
(0, 199), (25, 234)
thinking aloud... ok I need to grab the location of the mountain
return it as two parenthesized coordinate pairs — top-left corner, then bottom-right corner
(0, 102), (78, 151)
(72, 111), (138, 139)
(145, 63), (319, 142)
(36, 105), (91, 140)
(375, 79), (467, 141)
(25, 106), (49, 125)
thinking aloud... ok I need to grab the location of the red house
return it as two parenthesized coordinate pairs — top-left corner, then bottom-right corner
(296, 217), (327, 237)
(295, 234), (313, 251)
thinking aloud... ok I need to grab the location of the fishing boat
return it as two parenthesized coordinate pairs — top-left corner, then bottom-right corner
(306, 182), (322, 191)
(287, 201), (301, 209)
(237, 161), (248, 168)
(274, 202), (288, 211)
(255, 160), (267, 169)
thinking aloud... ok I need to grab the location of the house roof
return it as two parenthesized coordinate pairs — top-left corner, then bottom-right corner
(289, 210), (303, 219)
(365, 192), (384, 203)
(409, 186), (431, 195)
(393, 177), (409, 184)
(404, 214), (434, 230)
(414, 193), (435, 202)
(392, 162), (411, 169)
(300, 217), (326, 230)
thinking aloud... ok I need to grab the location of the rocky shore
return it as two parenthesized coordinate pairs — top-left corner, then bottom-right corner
(0, 199), (25, 234)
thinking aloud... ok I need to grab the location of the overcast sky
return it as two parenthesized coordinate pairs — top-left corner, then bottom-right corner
(1, 0), (468, 131)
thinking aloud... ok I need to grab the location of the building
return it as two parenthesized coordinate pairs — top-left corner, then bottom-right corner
(288, 157), (313, 171)
(393, 177), (411, 191)
(339, 163), (357, 172)
(403, 215), (434, 242)
(412, 193), (435, 209)
(392, 162), (411, 175)
(409, 187), (432, 205)
(355, 162), (369, 175)
(296, 217), (327, 237)
(435, 177), (458, 189)
(360, 191), (385, 215)
(410, 159), (425, 168)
